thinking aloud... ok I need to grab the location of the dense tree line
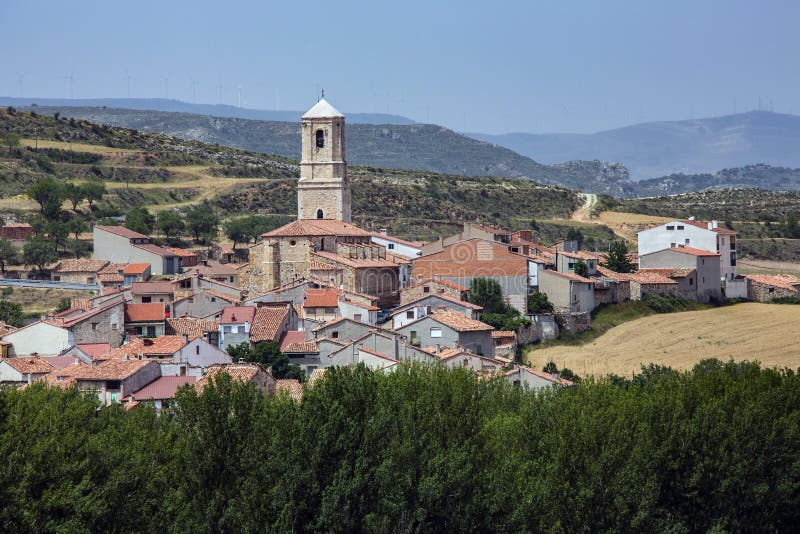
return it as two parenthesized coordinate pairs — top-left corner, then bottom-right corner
(0, 360), (798, 532)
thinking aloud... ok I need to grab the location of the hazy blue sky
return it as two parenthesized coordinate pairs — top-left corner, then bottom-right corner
(1, 0), (798, 133)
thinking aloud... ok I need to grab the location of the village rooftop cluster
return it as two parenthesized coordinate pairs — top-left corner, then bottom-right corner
(1, 99), (799, 408)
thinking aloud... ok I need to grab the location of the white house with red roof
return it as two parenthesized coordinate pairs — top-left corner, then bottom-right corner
(538, 270), (595, 313)
(638, 219), (737, 282)
(389, 293), (483, 329)
(638, 246), (722, 302)
(218, 306), (257, 350)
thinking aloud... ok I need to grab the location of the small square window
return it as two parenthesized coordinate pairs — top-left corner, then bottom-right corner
(406, 310), (415, 319)
(423, 286), (430, 293)
(666, 225), (675, 231)
(332, 331), (339, 339)
(388, 243), (395, 250)
(430, 327), (442, 338)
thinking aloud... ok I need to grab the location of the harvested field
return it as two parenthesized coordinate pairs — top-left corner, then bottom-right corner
(737, 258), (800, 275)
(0, 287), (93, 315)
(525, 303), (800, 377)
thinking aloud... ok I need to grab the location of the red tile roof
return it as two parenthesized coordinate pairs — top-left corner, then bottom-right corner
(94, 225), (148, 239)
(275, 379), (304, 401)
(744, 274), (800, 292)
(280, 331), (318, 353)
(130, 281), (174, 294)
(166, 317), (219, 339)
(123, 263), (151, 275)
(262, 219), (372, 238)
(220, 306), (256, 324)
(647, 246), (720, 257)
(76, 343), (112, 359)
(197, 363), (268, 389)
(108, 336), (187, 359)
(250, 306), (289, 343)
(303, 288), (340, 308)
(393, 294), (482, 315)
(124, 303), (166, 323)
(309, 259), (339, 271)
(619, 271), (677, 285)
(56, 358), (157, 381)
(42, 355), (82, 369)
(54, 259), (110, 273)
(2, 356), (54, 374)
(129, 375), (196, 401)
(167, 247), (197, 258)
(429, 309), (494, 332)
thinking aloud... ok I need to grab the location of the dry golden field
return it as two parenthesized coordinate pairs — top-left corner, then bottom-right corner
(526, 303), (800, 377)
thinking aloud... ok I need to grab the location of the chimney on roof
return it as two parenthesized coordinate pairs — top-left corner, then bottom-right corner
(688, 216), (696, 221)
(379, 228), (387, 235)
(143, 338), (154, 346)
(181, 334), (188, 344)
(710, 220), (718, 229)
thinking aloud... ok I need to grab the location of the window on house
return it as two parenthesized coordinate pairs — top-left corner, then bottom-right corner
(513, 380), (521, 387)
(211, 297), (217, 302)
(196, 345), (200, 355)
(146, 326), (156, 337)
(106, 380), (121, 391)
(388, 243), (395, 250)
(670, 243), (676, 248)
(142, 296), (152, 303)
(223, 325), (232, 334)
(689, 278), (694, 286)
(91, 322), (98, 331)
(317, 209), (324, 219)
(731, 252), (737, 266)
(666, 225), (675, 230)
(354, 313), (362, 322)
(410, 331), (418, 346)
(331, 331), (339, 339)
(315, 129), (325, 148)
(111, 323), (117, 330)
(702, 277), (706, 284)
(463, 358), (469, 367)
(430, 327), (442, 338)
(769, 287), (774, 293)
(406, 310), (415, 319)
(88, 277), (95, 284)
(230, 277), (235, 283)
(685, 239), (690, 245)
(324, 307), (336, 314)
(135, 326), (143, 335)
(423, 286), (430, 293)
(476, 344), (483, 356)
(568, 262), (576, 270)
(677, 225), (684, 230)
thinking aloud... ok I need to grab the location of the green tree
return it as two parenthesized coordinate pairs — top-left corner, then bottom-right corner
(784, 213), (800, 239)
(0, 238), (18, 275)
(603, 240), (634, 273)
(55, 297), (72, 313)
(185, 203), (220, 243)
(467, 277), (507, 314)
(573, 259), (589, 278)
(566, 227), (584, 248)
(0, 299), (23, 326)
(543, 360), (558, 374)
(64, 183), (86, 211)
(229, 340), (304, 381)
(528, 292), (554, 314)
(46, 220), (69, 254)
(224, 217), (254, 250)
(26, 177), (65, 220)
(2, 132), (20, 154)
(82, 180), (106, 210)
(125, 206), (156, 235)
(23, 236), (58, 273)
(66, 216), (88, 241)
(158, 210), (186, 241)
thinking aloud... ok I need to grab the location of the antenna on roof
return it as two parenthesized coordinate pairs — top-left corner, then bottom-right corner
(321, 88), (325, 100)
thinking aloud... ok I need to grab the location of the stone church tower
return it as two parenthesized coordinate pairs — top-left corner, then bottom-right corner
(297, 99), (352, 222)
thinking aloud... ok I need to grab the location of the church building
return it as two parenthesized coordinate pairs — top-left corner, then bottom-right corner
(245, 99), (404, 306)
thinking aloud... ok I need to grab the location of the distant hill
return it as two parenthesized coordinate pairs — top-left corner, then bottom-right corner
(15, 105), (633, 196)
(633, 164), (800, 197)
(0, 97), (415, 125)
(468, 111), (800, 180)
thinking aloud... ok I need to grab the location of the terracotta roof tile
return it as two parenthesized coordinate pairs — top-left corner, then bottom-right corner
(262, 219), (372, 238)
(647, 246), (720, 257)
(314, 251), (401, 269)
(124, 303), (166, 323)
(123, 263), (150, 275)
(108, 336), (187, 359)
(744, 274), (800, 292)
(220, 306), (256, 324)
(75, 343), (112, 359)
(308, 368), (326, 385)
(99, 273), (124, 283)
(683, 220), (736, 235)
(430, 309), (494, 332)
(166, 317), (219, 339)
(130, 281), (174, 294)
(275, 379), (304, 401)
(543, 270), (593, 283)
(55, 358), (156, 381)
(250, 306), (289, 343)
(197, 362), (267, 389)
(54, 259), (110, 273)
(2, 356), (54, 374)
(303, 288), (340, 308)
(406, 278), (468, 291)
(129, 376), (196, 401)
(133, 243), (179, 257)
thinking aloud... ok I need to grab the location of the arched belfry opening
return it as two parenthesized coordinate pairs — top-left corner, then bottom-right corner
(315, 129), (325, 148)
(317, 209), (324, 219)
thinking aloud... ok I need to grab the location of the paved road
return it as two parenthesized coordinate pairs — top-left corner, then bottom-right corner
(0, 279), (100, 291)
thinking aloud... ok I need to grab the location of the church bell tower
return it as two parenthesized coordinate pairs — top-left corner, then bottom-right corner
(297, 98), (352, 222)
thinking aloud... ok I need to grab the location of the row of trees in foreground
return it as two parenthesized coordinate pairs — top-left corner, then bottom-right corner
(0, 360), (798, 532)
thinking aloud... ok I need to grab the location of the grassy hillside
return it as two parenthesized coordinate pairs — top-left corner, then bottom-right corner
(0, 108), (591, 243)
(18, 106), (633, 196)
(526, 303), (800, 377)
